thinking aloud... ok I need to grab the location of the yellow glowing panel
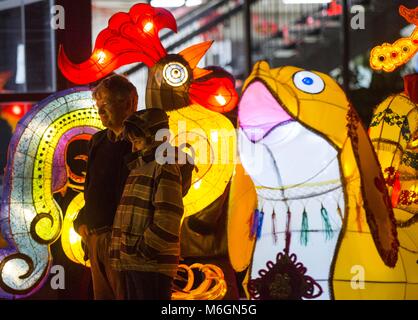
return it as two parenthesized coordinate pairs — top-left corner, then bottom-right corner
(168, 104), (236, 217)
(61, 193), (90, 267)
(227, 164), (257, 272)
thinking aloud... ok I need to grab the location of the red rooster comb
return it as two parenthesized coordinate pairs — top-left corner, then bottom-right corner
(399, 5), (418, 26)
(59, 3), (238, 113)
(58, 4), (177, 84)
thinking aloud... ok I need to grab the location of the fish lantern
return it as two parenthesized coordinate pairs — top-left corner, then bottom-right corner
(228, 61), (402, 300)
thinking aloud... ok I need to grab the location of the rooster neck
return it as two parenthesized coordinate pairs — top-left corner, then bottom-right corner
(145, 54), (192, 111)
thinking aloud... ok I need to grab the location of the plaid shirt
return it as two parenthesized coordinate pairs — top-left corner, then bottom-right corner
(110, 149), (191, 278)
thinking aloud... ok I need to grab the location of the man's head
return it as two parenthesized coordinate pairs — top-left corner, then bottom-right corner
(93, 75), (138, 134)
(123, 108), (169, 152)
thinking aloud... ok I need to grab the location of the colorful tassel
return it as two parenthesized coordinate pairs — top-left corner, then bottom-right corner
(300, 208), (309, 246)
(272, 209), (278, 244)
(320, 204), (334, 241)
(256, 210), (265, 240)
(250, 209), (260, 239)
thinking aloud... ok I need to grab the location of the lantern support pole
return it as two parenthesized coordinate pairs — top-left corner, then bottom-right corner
(342, 0), (351, 95)
(244, 0), (253, 77)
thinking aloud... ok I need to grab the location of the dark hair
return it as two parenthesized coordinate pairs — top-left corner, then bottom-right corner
(123, 122), (145, 141)
(93, 74), (138, 111)
(123, 109), (170, 147)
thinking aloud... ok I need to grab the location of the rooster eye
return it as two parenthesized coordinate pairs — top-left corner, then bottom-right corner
(163, 62), (189, 87)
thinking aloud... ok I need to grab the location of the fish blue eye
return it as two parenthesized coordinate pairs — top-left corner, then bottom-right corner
(302, 77), (313, 85)
(293, 71), (325, 94)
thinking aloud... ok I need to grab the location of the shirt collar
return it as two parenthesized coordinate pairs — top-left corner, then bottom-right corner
(106, 129), (124, 143)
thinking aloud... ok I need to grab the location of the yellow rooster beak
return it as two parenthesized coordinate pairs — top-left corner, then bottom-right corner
(179, 41), (214, 79)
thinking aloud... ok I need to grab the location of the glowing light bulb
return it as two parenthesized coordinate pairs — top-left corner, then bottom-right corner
(97, 51), (106, 64)
(410, 138), (418, 148)
(194, 180), (202, 190)
(144, 22), (154, 33)
(69, 227), (81, 245)
(12, 105), (23, 116)
(215, 94), (226, 106)
(211, 131), (219, 143)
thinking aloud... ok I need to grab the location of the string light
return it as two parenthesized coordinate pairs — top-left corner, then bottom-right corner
(97, 51), (106, 64)
(215, 94), (226, 106)
(143, 21), (154, 33)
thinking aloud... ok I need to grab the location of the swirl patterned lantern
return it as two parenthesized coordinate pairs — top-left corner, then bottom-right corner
(0, 88), (102, 298)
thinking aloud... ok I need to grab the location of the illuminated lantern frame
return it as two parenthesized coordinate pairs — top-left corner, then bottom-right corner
(1, 2), (239, 299)
(59, 3), (239, 217)
(172, 263), (227, 300)
(370, 5), (418, 72)
(368, 5), (418, 296)
(0, 88), (102, 298)
(368, 89), (418, 299)
(59, 4), (238, 114)
(59, 4), (177, 84)
(229, 61), (400, 300)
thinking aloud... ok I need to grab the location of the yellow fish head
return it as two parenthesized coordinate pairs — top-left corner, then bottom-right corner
(239, 61), (350, 151)
(238, 61), (399, 268)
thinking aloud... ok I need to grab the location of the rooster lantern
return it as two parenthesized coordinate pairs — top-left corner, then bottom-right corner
(0, 4), (237, 299)
(59, 3), (238, 217)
